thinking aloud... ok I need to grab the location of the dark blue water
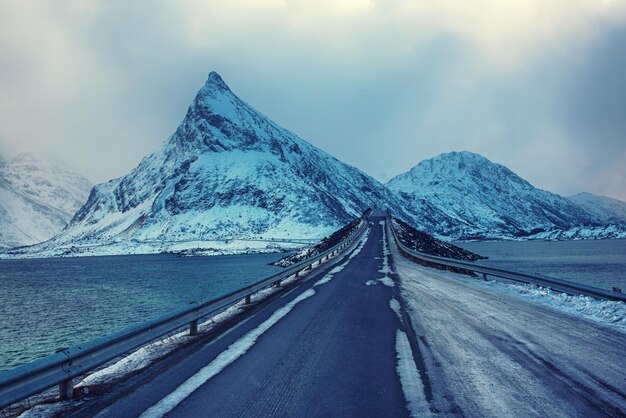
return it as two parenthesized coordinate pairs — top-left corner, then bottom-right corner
(457, 239), (626, 292)
(0, 253), (282, 372)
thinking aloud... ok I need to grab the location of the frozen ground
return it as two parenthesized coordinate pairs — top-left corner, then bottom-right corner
(391, 238), (626, 417)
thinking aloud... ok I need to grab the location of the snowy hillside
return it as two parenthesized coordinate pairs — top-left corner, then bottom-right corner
(567, 193), (626, 225)
(525, 224), (626, 240)
(11, 72), (408, 257)
(0, 153), (92, 248)
(386, 151), (598, 239)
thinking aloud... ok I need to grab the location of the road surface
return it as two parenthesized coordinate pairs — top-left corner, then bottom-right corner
(59, 215), (626, 417)
(65, 215), (418, 417)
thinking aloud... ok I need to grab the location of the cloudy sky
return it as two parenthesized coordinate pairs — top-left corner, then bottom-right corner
(1, 0), (625, 200)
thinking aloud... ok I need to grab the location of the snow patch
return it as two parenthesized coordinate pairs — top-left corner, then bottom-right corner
(484, 280), (626, 328)
(365, 277), (395, 287)
(395, 329), (431, 417)
(314, 274), (334, 286)
(347, 228), (370, 260)
(390, 298), (403, 323)
(314, 258), (352, 287)
(377, 220), (394, 287)
(379, 277), (395, 287)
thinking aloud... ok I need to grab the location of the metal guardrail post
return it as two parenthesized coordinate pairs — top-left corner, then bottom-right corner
(59, 379), (73, 400)
(189, 320), (198, 336)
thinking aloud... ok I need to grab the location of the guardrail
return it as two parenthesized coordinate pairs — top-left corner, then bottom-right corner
(0, 215), (369, 410)
(386, 214), (626, 303)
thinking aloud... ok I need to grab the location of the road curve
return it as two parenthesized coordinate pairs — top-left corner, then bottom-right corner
(65, 215), (417, 417)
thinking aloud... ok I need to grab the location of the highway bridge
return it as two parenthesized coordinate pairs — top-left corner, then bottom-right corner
(1, 212), (625, 417)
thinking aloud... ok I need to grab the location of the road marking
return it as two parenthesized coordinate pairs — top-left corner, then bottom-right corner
(139, 288), (317, 418)
(395, 329), (432, 417)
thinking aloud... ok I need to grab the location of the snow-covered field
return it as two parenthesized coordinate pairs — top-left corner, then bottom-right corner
(391, 239), (626, 416)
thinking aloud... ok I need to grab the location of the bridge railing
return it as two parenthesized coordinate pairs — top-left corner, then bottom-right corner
(386, 213), (626, 303)
(0, 214), (369, 410)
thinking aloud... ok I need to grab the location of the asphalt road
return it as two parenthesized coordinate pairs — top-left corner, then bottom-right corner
(66, 215), (418, 417)
(60, 215), (626, 418)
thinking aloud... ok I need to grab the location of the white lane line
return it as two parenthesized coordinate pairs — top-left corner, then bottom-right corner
(395, 330), (432, 417)
(139, 289), (317, 418)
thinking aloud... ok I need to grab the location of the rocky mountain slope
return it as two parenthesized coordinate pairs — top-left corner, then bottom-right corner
(11, 72), (409, 257)
(0, 153), (92, 248)
(567, 192), (626, 225)
(386, 151), (605, 240)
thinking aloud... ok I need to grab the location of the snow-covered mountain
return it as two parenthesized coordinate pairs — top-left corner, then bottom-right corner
(567, 192), (626, 225)
(0, 153), (92, 248)
(14, 72), (408, 257)
(386, 151), (600, 239)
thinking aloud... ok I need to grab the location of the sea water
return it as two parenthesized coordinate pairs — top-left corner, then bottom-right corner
(457, 239), (626, 292)
(0, 253), (282, 372)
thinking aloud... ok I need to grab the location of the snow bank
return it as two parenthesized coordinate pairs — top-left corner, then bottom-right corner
(483, 280), (626, 328)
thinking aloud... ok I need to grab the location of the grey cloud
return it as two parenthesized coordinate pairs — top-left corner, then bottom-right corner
(0, 0), (624, 201)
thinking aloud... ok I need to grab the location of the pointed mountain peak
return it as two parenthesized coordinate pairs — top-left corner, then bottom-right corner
(205, 71), (230, 92)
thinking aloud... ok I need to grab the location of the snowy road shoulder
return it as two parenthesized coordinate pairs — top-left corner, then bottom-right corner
(478, 279), (626, 328)
(391, 241), (626, 417)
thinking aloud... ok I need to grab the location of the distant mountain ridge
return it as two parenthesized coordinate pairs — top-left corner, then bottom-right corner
(5, 74), (625, 257)
(386, 151), (624, 240)
(12, 72), (409, 257)
(567, 192), (626, 225)
(0, 153), (92, 248)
